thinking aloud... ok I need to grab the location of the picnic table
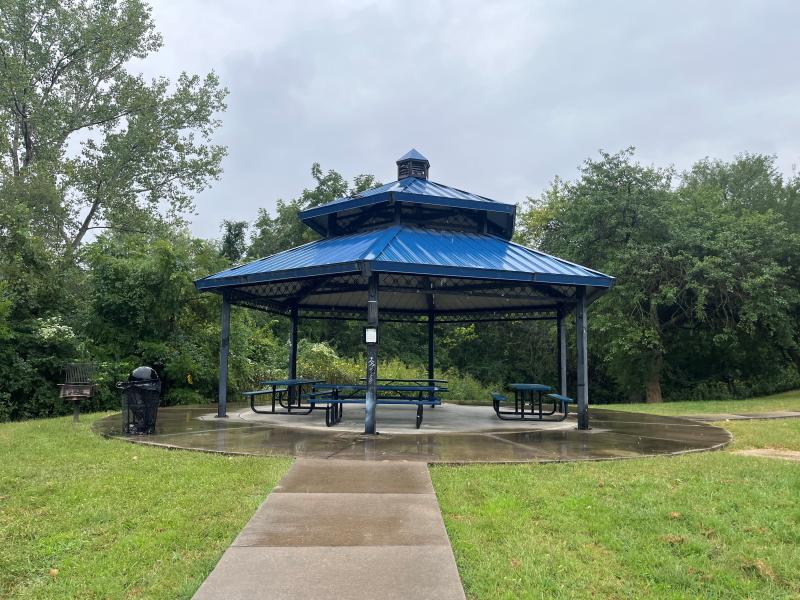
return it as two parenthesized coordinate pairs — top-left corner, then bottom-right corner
(242, 378), (325, 415)
(492, 383), (572, 422)
(313, 382), (446, 428)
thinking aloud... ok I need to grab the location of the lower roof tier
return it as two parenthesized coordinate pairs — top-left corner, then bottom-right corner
(195, 225), (614, 318)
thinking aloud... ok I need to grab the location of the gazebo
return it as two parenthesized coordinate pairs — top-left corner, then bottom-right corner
(195, 150), (614, 433)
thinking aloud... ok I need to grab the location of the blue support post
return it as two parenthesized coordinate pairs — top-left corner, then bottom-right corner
(427, 308), (435, 401)
(364, 273), (379, 434)
(289, 305), (299, 378)
(557, 309), (567, 396)
(217, 295), (231, 418)
(576, 287), (589, 429)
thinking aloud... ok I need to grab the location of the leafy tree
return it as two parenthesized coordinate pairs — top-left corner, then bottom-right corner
(520, 149), (800, 403)
(0, 0), (227, 254)
(248, 163), (379, 258)
(219, 219), (248, 263)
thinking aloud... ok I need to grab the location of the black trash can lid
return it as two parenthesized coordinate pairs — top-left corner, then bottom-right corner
(129, 366), (159, 381)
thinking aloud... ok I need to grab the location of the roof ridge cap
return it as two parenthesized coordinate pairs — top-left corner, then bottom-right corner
(361, 224), (402, 261)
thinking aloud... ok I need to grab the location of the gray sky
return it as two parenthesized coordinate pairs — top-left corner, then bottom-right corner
(140, 0), (800, 240)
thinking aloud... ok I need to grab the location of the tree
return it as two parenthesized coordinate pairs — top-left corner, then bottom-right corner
(219, 219), (248, 263)
(0, 0), (227, 254)
(520, 149), (800, 403)
(248, 163), (379, 258)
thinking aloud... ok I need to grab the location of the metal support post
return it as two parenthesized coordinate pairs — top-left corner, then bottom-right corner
(364, 273), (379, 434)
(427, 310), (435, 401)
(576, 287), (589, 429)
(217, 295), (231, 418)
(557, 309), (567, 396)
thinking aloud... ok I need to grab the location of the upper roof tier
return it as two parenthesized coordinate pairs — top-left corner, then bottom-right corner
(299, 150), (516, 239)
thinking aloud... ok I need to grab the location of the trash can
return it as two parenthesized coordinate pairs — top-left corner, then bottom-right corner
(118, 366), (161, 434)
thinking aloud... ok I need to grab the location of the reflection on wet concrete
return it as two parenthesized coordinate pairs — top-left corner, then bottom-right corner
(92, 406), (731, 463)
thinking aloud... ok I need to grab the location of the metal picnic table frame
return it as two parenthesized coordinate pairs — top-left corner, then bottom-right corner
(313, 382), (446, 429)
(243, 378), (325, 415)
(492, 383), (569, 422)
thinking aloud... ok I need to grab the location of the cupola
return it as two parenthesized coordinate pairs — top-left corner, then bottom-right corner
(396, 148), (430, 180)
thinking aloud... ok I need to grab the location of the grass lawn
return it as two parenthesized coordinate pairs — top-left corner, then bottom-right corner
(597, 389), (800, 416)
(723, 418), (800, 452)
(431, 418), (800, 599)
(0, 413), (291, 600)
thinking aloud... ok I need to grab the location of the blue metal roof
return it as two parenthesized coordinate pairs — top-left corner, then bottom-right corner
(195, 225), (614, 291)
(396, 148), (429, 163)
(299, 176), (516, 239)
(302, 177), (512, 216)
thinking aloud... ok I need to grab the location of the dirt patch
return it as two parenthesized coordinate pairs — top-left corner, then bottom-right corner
(733, 448), (800, 461)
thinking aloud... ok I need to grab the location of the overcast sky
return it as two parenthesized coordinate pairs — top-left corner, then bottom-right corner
(140, 0), (800, 240)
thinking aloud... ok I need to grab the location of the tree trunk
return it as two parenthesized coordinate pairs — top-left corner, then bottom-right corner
(788, 347), (800, 375)
(645, 353), (663, 403)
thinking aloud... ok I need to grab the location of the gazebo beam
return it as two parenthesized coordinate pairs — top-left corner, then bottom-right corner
(217, 294), (231, 418)
(576, 287), (589, 429)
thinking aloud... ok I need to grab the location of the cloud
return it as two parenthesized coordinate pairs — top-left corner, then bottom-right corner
(139, 0), (800, 239)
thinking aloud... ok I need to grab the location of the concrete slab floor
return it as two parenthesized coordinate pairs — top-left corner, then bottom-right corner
(192, 459), (466, 600)
(93, 404), (732, 463)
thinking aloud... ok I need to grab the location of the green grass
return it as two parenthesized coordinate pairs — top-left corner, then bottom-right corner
(598, 389), (800, 416)
(431, 419), (800, 599)
(723, 418), (800, 452)
(0, 413), (291, 599)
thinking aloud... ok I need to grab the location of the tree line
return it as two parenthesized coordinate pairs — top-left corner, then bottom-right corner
(2, 1), (799, 420)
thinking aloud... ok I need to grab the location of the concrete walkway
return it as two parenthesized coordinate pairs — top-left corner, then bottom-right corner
(192, 459), (466, 600)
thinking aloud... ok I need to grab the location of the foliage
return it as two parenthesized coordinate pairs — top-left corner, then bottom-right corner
(0, 0), (227, 253)
(0, 413), (290, 599)
(0, 0), (228, 420)
(219, 219), (248, 263)
(519, 149), (800, 403)
(247, 162), (380, 258)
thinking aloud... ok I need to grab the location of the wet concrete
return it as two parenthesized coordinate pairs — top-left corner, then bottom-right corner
(192, 459), (465, 600)
(93, 403), (731, 463)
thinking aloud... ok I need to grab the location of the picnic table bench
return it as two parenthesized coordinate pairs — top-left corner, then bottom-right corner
(311, 382), (446, 429)
(492, 383), (574, 422)
(242, 378), (325, 415)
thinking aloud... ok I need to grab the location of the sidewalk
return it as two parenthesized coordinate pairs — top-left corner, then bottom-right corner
(192, 459), (466, 600)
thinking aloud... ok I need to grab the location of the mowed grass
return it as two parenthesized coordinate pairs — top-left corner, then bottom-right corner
(431, 419), (800, 599)
(0, 413), (291, 599)
(724, 418), (800, 452)
(599, 389), (800, 416)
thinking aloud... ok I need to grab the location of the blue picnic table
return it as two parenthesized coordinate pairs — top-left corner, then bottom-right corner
(492, 383), (572, 422)
(312, 382), (446, 428)
(242, 378), (325, 415)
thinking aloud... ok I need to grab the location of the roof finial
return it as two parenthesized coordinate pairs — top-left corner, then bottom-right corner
(396, 149), (430, 180)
